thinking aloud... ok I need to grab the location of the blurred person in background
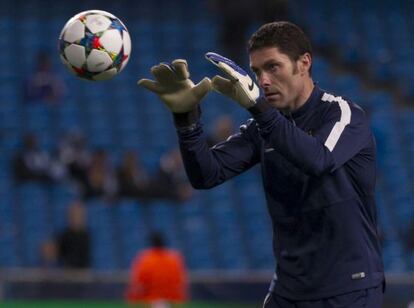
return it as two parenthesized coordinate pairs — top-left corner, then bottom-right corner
(206, 114), (236, 147)
(39, 239), (59, 269)
(139, 21), (384, 307)
(24, 51), (66, 105)
(146, 148), (193, 202)
(57, 200), (90, 268)
(58, 130), (91, 190)
(116, 150), (150, 199)
(125, 231), (188, 307)
(13, 134), (53, 183)
(82, 149), (117, 200)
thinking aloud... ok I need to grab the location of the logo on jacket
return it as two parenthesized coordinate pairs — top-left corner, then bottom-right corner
(248, 80), (255, 91)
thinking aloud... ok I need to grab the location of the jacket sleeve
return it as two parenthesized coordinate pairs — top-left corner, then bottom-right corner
(177, 119), (260, 189)
(251, 97), (372, 176)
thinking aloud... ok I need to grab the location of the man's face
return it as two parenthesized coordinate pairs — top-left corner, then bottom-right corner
(249, 47), (311, 112)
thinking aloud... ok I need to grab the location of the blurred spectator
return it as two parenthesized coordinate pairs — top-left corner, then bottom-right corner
(40, 239), (59, 269)
(58, 130), (91, 189)
(83, 149), (117, 200)
(207, 114), (236, 147)
(13, 134), (52, 183)
(125, 231), (188, 306)
(117, 150), (150, 199)
(208, 0), (289, 64)
(57, 200), (90, 268)
(147, 148), (193, 202)
(24, 51), (66, 104)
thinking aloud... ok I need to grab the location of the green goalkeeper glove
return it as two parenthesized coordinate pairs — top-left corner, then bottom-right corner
(205, 52), (260, 108)
(138, 59), (211, 113)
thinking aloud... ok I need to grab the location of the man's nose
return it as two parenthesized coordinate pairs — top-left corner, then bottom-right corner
(258, 73), (271, 88)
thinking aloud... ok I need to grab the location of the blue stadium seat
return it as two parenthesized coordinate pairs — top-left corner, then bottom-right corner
(87, 200), (121, 270)
(114, 200), (148, 268)
(16, 183), (51, 266)
(178, 196), (216, 269)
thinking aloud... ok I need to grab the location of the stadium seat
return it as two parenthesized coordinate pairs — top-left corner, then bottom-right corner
(87, 200), (121, 270)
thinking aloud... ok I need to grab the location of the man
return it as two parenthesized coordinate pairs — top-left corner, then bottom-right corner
(138, 21), (384, 307)
(125, 232), (188, 306)
(57, 200), (90, 268)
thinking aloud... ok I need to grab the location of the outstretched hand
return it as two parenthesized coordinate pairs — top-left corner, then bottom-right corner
(138, 59), (211, 113)
(205, 52), (260, 108)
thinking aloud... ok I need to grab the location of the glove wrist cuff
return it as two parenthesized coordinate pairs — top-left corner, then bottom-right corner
(173, 106), (201, 128)
(248, 97), (272, 115)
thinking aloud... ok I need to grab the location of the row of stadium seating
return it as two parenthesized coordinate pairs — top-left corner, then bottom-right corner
(0, 175), (273, 271)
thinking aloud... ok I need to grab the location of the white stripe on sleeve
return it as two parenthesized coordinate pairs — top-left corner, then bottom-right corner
(321, 93), (352, 152)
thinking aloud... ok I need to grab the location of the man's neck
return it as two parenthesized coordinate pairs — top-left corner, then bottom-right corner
(282, 78), (315, 114)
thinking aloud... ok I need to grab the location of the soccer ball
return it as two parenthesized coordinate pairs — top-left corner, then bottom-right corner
(59, 10), (131, 81)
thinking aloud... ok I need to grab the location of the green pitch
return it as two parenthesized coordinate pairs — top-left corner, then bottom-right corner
(0, 300), (258, 308)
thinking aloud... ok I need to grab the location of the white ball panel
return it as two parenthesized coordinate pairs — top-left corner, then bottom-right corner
(122, 30), (132, 56)
(64, 44), (86, 68)
(85, 14), (111, 34)
(60, 11), (85, 38)
(60, 55), (77, 74)
(67, 11), (87, 24)
(63, 20), (85, 43)
(85, 10), (116, 19)
(86, 49), (113, 72)
(93, 68), (118, 81)
(100, 29), (123, 54)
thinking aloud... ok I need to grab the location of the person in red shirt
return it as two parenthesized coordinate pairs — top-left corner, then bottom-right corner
(125, 232), (188, 307)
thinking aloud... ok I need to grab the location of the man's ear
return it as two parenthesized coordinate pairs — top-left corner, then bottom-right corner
(299, 53), (312, 75)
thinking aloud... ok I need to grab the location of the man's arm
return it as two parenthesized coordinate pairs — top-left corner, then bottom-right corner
(176, 116), (260, 189)
(250, 97), (372, 176)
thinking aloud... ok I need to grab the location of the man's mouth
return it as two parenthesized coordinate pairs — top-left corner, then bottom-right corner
(265, 92), (280, 99)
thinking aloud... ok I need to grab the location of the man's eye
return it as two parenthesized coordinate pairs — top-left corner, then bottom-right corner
(269, 64), (278, 71)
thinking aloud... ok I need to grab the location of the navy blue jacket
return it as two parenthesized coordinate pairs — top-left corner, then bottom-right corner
(176, 86), (384, 300)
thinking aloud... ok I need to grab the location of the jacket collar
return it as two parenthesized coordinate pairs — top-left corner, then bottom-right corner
(290, 84), (322, 119)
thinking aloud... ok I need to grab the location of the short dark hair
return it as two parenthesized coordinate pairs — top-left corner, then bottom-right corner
(248, 21), (312, 63)
(149, 231), (165, 248)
